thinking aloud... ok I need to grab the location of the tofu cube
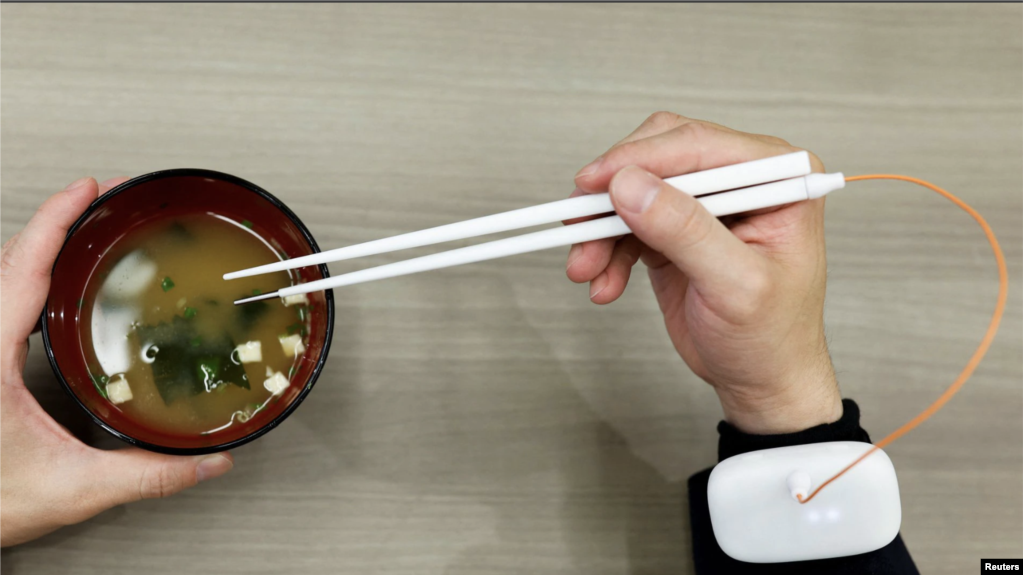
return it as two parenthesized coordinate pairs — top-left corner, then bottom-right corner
(106, 376), (133, 404)
(263, 371), (290, 395)
(279, 334), (306, 357)
(234, 341), (262, 363)
(282, 293), (309, 307)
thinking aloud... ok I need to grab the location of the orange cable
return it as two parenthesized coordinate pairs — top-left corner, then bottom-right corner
(797, 174), (1009, 504)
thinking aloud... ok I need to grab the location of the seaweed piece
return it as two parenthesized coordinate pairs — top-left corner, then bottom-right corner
(236, 296), (269, 330)
(195, 355), (245, 392)
(136, 317), (249, 406)
(146, 339), (202, 404)
(166, 222), (194, 242)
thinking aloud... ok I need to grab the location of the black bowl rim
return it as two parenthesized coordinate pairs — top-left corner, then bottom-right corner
(40, 168), (335, 455)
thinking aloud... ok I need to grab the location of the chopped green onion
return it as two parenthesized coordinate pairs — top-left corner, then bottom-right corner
(161, 277), (175, 292)
(252, 288), (262, 296)
(89, 373), (109, 399)
(183, 306), (198, 319)
(190, 336), (203, 347)
(241, 220), (254, 229)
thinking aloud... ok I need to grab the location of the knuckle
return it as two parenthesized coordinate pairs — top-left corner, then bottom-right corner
(0, 234), (23, 277)
(667, 199), (714, 251)
(645, 111), (685, 131)
(1, 233), (19, 253)
(138, 464), (178, 500)
(603, 138), (642, 166)
(674, 120), (715, 143)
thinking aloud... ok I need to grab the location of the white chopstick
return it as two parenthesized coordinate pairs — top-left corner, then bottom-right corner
(234, 172), (845, 305)
(224, 151), (811, 280)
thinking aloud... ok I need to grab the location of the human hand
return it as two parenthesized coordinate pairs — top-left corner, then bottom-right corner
(566, 113), (842, 434)
(0, 177), (234, 547)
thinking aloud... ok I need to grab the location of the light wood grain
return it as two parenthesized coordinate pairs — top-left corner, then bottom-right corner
(2, 4), (1021, 574)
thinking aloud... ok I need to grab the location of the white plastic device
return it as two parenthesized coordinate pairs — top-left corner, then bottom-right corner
(707, 442), (901, 563)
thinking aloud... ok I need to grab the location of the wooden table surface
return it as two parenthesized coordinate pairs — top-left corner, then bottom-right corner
(2, 4), (1021, 574)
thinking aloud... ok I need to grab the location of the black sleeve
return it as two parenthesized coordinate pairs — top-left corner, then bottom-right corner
(687, 399), (920, 575)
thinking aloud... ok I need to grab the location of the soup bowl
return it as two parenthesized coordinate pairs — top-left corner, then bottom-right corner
(42, 169), (334, 455)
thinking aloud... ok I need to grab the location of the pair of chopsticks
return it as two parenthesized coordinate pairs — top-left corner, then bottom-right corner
(230, 152), (844, 305)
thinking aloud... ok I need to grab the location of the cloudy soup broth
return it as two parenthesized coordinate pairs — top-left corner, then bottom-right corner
(82, 214), (312, 436)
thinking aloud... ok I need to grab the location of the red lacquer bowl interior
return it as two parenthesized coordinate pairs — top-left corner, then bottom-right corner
(42, 169), (334, 454)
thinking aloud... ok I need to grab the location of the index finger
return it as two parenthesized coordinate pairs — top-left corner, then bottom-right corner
(1, 178), (99, 346)
(572, 112), (695, 190)
(574, 122), (796, 194)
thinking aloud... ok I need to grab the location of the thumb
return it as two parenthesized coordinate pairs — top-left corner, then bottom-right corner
(609, 166), (764, 301)
(86, 448), (233, 508)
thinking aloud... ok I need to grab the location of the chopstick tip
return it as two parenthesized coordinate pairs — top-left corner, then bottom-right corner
(234, 291), (280, 306)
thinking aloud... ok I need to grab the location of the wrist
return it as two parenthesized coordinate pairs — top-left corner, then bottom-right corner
(714, 362), (843, 435)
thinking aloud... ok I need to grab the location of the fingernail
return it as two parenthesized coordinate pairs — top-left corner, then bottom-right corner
(196, 454), (233, 483)
(100, 177), (126, 189)
(611, 167), (660, 214)
(567, 244), (584, 269)
(64, 177), (92, 192)
(589, 273), (609, 300)
(575, 156), (603, 180)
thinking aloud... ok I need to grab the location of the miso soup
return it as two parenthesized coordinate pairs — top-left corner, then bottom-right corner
(82, 214), (312, 436)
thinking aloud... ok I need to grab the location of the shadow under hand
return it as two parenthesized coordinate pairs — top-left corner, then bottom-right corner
(562, 421), (690, 575)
